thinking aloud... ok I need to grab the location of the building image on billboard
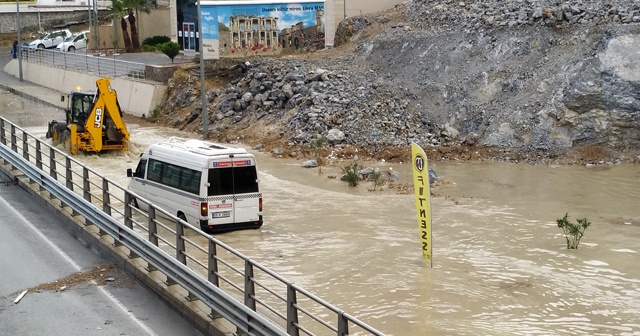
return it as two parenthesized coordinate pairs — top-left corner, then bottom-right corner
(201, 1), (325, 59)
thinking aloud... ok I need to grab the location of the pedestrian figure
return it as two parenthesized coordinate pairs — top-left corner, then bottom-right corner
(11, 40), (18, 59)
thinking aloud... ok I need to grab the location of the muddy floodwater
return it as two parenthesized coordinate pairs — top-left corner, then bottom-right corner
(2, 93), (640, 335)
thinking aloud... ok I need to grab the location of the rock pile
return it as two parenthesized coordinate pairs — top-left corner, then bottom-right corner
(161, 0), (640, 163)
(405, 0), (640, 30)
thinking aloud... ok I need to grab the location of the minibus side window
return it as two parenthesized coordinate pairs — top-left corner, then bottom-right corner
(148, 159), (201, 194)
(147, 159), (163, 183)
(162, 165), (180, 189)
(180, 169), (202, 194)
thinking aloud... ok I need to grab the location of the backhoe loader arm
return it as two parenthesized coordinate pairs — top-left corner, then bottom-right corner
(84, 78), (130, 152)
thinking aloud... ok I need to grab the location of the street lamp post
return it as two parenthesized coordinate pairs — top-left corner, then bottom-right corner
(16, 0), (23, 81)
(197, 0), (208, 138)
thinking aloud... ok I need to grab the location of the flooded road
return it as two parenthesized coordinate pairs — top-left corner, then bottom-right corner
(2, 93), (640, 335)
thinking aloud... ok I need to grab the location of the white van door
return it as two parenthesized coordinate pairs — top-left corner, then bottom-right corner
(230, 159), (260, 223)
(206, 158), (259, 225)
(207, 161), (236, 224)
(128, 158), (149, 207)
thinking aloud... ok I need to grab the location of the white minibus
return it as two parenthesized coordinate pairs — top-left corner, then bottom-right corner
(126, 138), (262, 233)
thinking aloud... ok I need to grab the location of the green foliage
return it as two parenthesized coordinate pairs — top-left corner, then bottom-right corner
(310, 136), (327, 175)
(158, 42), (180, 63)
(142, 35), (171, 47)
(341, 162), (361, 187)
(141, 44), (156, 52)
(368, 170), (386, 192)
(556, 213), (591, 249)
(149, 106), (161, 120)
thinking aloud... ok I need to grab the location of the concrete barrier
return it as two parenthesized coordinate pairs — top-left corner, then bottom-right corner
(3, 59), (167, 118)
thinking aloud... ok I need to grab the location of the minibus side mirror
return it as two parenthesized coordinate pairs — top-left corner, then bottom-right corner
(126, 168), (133, 177)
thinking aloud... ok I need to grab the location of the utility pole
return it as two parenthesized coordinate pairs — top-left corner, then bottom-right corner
(94, 0), (99, 51)
(16, 0), (23, 81)
(197, 0), (208, 138)
(344, 0), (347, 20)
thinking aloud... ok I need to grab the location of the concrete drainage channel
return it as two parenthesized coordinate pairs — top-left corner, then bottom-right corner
(0, 161), (237, 336)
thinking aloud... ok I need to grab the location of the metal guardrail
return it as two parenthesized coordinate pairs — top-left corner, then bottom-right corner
(19, 47), (146, 80)
(0, 116), (386, 336)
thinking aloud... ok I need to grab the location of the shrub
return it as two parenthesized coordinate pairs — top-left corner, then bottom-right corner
(310, 136), (327, 175)
(142, 35), (171, 47)
(158, 42), (180, 63)
(368, 170), (385, 191)
(141, 44), (157, 52)
(556, 213), (591, 249)
(341, 162), (360, 187)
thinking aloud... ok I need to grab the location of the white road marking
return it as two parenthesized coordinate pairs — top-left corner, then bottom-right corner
(0, 194), (158, 336)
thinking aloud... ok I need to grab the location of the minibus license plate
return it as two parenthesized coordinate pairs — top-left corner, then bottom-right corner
(212, 211), (230, 218)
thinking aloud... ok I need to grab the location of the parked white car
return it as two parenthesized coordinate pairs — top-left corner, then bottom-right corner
(57, 31), (89, 52)
(29, 29), (72, 49)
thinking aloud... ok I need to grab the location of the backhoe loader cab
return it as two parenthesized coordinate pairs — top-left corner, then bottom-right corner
(46, 78), (130, 155)
(63, 91), (95, 129)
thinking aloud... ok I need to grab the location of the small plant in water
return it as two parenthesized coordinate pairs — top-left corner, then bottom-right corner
(341, 162), (360, 187)
(368, 170), (385, 191)
(310, 136), (327, 175)
(556, 213), (591, 249)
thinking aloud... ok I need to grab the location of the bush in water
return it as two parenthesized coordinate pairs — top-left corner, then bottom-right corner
(341, 162), (360, 187)
(557, 213), (591, 249)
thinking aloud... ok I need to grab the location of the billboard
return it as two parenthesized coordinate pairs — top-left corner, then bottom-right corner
(201, 0), (326, 59)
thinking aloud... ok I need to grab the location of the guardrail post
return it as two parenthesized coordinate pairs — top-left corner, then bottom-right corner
(124, 192), (133, 229)
(102, 179), (111, 215)
(207, 239), (221, 319)
(287, 284), (300, 336)
(337, 312), (349, 336)
(22, 132), (29, 161)
(49, 147), (57, 180)
(83, 168), (91, 202)
(0, 119), (5, 145)
(10, 125), (17, 152)
(148, 206), (158, 246)
(35, 141), (42, 170)
(176, 218), (186, 265)
(146, 206), (158, 273)
(65, 157), (73, 190)
(244, 262), (256, 311)
(208, 240), (219, 287)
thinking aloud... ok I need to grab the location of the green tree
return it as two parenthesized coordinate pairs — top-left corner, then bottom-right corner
(129, 0), (152, 52)
(111, 0), (133, 53)
(111, 0), (152, 52)
(158, 42), (180, 62)
(556, 213), (591, 249)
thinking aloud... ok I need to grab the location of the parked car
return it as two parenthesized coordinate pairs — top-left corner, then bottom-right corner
(29, 29), (72, 49)
(57, 31), (89, 52)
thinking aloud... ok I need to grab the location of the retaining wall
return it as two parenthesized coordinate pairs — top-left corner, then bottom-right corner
(3, 59), (166, 118)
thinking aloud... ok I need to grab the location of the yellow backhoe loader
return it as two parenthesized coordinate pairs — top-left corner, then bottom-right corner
(46, 77), (130, 155)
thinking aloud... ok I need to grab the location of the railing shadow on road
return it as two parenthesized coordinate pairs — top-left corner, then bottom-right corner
(0, 116), (386, 336)
(20, 47), (146, 80)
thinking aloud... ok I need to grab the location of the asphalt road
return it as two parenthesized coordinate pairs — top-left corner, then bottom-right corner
(0, 122), (204, 336)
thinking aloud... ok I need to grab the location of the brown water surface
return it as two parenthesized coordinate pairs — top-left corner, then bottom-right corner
(4, 94), (640, 335)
